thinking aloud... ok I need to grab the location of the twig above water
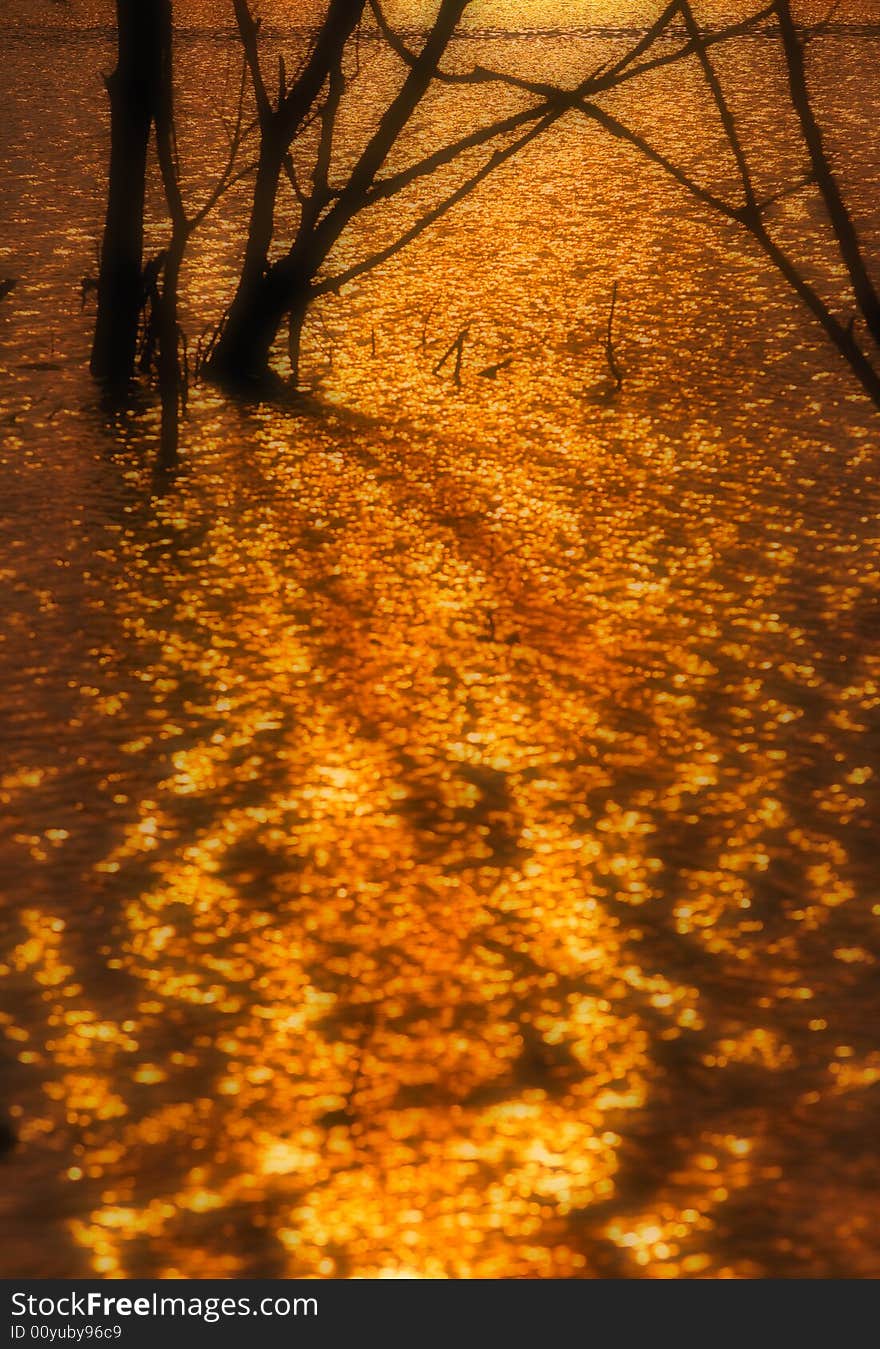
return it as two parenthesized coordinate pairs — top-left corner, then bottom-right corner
(604, 280), (623, 391)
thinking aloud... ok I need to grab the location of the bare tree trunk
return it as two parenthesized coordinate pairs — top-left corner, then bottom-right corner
(207, 0), (366, 386)
(91, 1), (165, 386)
(206, 135), (287, 385)
(209, 0), (470, 388)
(212, 254), (312, 386)
(239, 135), (287, 296)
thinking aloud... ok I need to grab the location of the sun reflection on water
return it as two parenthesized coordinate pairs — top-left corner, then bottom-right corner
(2, 11), (880, 1278)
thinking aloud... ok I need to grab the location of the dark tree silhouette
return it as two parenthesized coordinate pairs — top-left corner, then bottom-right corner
(207, 0), (580, 388)
(91, 0), (252, 458)
(91, 1), (169, 386)
(209, 0), (501, 387)
(90, 0), (880, 427)
(206, 0), (742, 389)
(773, 0), (880, 352)
(561, 0), (880, 407)
(206, 0), (371, 385)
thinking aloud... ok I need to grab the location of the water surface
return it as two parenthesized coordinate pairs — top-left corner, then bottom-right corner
(1, 5), (879, 1277)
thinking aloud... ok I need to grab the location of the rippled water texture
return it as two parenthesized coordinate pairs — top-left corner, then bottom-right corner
(1, 2), (879, 1278)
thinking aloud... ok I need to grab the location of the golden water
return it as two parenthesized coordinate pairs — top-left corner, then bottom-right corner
(1, 3), (879, 1277)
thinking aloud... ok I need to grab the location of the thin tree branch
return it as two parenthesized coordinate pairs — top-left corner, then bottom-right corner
(679, 0), (758, 217)
(774, 0), (880, 347)
(579, 102), (738, 220)
(576, 100), (880, 408)
(313, 111), (558, 297)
